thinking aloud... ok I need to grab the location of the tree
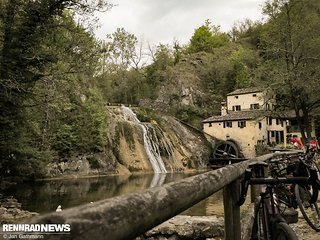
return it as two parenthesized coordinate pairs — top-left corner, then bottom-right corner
(188, 19), (230, 53)
(0, 0), (111, 178)
(260, 0), (320, 143)
(98, 28), (150, 104)
(229, 47), (260, 89)
(102, 27), (140, 73)
(144, 44), (175, 98)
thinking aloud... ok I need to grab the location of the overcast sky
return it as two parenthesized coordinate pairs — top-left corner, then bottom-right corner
(94, 0), (266, 45)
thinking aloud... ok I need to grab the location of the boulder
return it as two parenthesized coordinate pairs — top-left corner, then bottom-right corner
(138, 215), (224, 240)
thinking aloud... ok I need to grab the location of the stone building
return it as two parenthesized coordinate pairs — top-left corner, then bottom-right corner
(202, 87), (315, 158)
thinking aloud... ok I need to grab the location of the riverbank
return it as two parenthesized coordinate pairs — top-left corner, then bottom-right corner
(1, 167), (209, 183)
(291, 212), (320, 240)
(0, 197), (38, 224)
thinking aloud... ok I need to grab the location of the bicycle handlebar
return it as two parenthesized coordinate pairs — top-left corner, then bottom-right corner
(238, 167), (319, 206)
(249, 177), (309, 185)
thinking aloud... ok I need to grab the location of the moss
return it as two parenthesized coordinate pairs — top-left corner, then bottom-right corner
(153, 125), (172, 158)
(134, 107), (160, 123)
(187, 158), (193, 169)
(115, 121), (136, 150)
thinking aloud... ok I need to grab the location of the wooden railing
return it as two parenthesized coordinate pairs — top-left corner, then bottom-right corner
(23, 152), (299, 240)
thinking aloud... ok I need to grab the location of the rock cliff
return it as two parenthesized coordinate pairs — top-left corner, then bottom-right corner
(46, 106), (212, 177)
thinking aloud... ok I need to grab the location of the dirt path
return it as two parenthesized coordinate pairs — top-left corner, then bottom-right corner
(291, 215), (320, 240)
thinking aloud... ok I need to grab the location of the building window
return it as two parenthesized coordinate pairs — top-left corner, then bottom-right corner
(268, 117), (273, 125)
(250, 103), (260, 110)
(276, 119), (280, 125)
(235, 96), (238, 99)
(232, 105), (241, 111)
(223, 121), (232, 128)
(259, 122), (262, 129)
(271, 131), (275, 137)
(252, 93), (257, 97)
(209, 123), (212, 127)
(238, 121), (246, 128)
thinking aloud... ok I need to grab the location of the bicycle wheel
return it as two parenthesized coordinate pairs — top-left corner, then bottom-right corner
(273, 222), (298, 240)
(294, 184), (320, 231)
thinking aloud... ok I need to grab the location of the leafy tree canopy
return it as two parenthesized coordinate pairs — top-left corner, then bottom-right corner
(188, 19), (230, 53)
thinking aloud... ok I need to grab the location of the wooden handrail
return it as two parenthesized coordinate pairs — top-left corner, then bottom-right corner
(12, 152), (299, 240)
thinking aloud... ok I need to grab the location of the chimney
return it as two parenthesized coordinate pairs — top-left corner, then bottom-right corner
(221, 101), (227, 116)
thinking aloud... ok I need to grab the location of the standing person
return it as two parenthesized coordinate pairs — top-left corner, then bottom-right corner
(309, 137), (320, 152)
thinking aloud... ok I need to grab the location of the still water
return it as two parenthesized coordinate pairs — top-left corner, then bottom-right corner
(3, 172), (224, 216)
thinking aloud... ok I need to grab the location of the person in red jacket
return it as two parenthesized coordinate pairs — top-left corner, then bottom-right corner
(309, 137), (320, 152)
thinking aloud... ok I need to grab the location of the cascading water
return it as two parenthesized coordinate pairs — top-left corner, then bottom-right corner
(121, 106), (167, 173)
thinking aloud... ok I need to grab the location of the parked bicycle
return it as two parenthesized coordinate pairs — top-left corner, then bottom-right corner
(238, 161), (319, 239)
(268, 153), (320, 231)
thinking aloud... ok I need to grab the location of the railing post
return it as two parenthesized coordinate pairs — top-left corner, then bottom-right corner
(223, 178), (241, 240)
(250, 185), (259, 203)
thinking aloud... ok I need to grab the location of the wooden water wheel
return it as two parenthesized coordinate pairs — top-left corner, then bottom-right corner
(210, 140), (244, 167)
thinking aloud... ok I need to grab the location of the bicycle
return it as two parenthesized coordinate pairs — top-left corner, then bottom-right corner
(268, 153), (320, 231)
(306, 148), (320, 179)
(238, 161), (318, 240)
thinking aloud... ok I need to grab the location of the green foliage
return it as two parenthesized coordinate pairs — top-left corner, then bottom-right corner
(144, 44), (175, 98)
(0, 1), (110, 178)
(53, 124), (78, 155)
(134, 108), (159, 123)
(258, 0), (320, 141)
(2, 0), (320, 179)
(116, 121), (135, 150)
(229, 47), (260, 88)
(51, 88), (108, 156)
(188, 20), (230, 53)
(102, 27), (138, 72)
(87, 156), (102, 169)
(175, 106), (212, 129)
(98, 28), (150, 105)
(75, 88), (108, 153)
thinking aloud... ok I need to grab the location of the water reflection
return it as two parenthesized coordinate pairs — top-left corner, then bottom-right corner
(150, 173), (167, 187)
(2, 172), (223, 216)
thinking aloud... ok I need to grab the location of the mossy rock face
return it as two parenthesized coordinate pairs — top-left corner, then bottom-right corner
(134, 107), (160, 123)
(152, 125), (173, 159)
(114, 121), (140, 151)
(47, 106), (213, 176)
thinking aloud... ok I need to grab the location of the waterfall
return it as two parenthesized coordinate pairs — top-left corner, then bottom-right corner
(121, 106), (167, 173)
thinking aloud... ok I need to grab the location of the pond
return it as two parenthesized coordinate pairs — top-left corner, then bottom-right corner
(2, 172), (224, 216)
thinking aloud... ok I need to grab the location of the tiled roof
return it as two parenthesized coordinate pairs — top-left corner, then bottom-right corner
(273, 109), (303, 119)
(227, 87), (263, 96)
(202, 110), (264, 123)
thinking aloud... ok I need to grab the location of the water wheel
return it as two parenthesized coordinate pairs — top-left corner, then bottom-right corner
(211, 140), (243, 166)
(213, 140), (240, 159)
